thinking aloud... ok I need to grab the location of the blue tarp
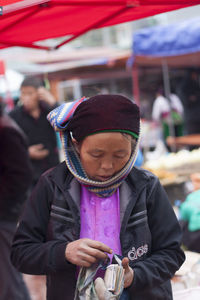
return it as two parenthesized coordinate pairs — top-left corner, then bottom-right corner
(133, 17), (200, 57)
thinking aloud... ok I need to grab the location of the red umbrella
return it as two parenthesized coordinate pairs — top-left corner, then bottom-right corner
(1, 0), (200, 50)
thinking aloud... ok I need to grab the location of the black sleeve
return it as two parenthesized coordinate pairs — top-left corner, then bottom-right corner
(11, 175), (71, 275)
(0, 126), (32, 205)
(9, 109), (20, 124)
(129, 177), (185, 292)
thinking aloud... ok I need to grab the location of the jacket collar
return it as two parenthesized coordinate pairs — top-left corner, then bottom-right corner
(49, 162), (150, 222)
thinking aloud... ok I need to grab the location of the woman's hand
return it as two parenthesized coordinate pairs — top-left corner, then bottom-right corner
(65, 238), (112, 267)
(122, 257), (134, 288)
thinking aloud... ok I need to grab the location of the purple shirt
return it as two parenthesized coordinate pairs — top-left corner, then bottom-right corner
(80, 185), (122, 262)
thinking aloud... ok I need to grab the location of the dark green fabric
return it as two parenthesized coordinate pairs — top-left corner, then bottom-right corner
(88, 129), (138, 139)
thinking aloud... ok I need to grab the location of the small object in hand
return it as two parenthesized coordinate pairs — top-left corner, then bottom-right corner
(104, 264), (124, 294)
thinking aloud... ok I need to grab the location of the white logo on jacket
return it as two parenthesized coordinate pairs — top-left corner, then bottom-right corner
(128, 244), (148, 261)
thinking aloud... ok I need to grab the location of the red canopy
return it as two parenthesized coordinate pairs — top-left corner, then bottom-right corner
(1, 0), (200, 50)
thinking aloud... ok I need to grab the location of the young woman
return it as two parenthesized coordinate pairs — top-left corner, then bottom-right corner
(11, 94), (185, 300)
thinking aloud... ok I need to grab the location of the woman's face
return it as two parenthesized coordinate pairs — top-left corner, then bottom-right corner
(75, 132), (132, 181)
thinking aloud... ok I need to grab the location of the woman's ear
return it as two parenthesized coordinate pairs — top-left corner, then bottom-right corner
(72, 138), (80, 153)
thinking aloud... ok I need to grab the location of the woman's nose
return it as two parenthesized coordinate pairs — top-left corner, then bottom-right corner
(101, 159), (113, 170)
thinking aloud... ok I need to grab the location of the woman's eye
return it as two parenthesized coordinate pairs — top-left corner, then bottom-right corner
(114, 154), (126, 159)
(90, 153), (102, 158)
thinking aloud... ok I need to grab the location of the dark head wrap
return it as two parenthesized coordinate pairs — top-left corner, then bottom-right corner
(68, 94), (140, 142)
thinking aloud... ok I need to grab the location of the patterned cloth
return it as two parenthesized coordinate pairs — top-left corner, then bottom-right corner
(47, 97), (87, 132)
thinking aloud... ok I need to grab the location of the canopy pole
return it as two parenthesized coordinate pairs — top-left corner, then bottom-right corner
(2, 0), (50, 15)
(0, 39), (49, 50)
(162, 59), (176, 152)
(132, 64), (140, 106)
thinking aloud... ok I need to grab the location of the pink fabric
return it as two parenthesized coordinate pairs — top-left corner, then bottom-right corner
(80, 185), (122, 262)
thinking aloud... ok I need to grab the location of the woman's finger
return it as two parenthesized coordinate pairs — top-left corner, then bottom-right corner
(122, 257), (129, 270)
(87, 239), (112, 254)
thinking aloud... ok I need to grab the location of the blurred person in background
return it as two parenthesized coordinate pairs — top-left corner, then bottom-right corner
(9, 76), (60, 191)
(179, 173), (200, 253)
(0, 101), (32, 299)
(152, 87), (184, 143)
(9, 76), (60, 300)
(177, 69), (200, 135)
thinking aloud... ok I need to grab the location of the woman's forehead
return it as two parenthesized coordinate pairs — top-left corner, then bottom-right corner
(81, 132), (132, 149)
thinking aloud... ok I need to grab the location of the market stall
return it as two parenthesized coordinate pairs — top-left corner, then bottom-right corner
(130, 17), (200, 206)
(167, 134), (200, 147)
(143, 147), (200, 203)
(131, 16), (200, 103)
(172, 251), (200, 300)
(131, 16), (200, 146)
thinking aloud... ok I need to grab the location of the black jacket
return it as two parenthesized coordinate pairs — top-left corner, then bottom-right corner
(0, 114), (32, 222)
(11, 162), (185, 299)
